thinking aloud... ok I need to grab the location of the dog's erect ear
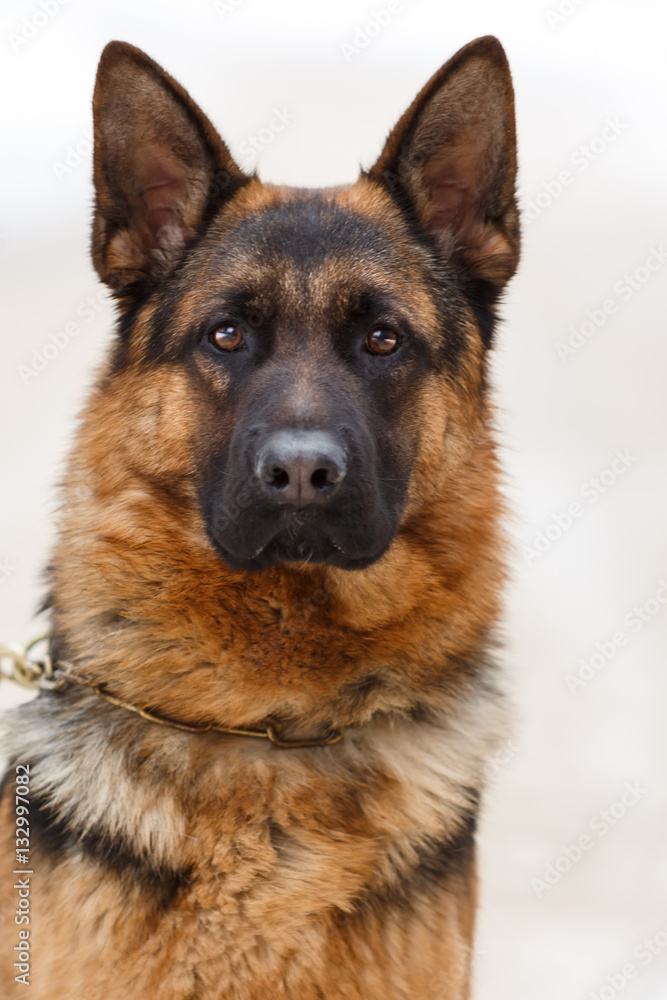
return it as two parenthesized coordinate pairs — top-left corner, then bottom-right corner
(367, 36), (519, 289)
(91, 41), (248, 300)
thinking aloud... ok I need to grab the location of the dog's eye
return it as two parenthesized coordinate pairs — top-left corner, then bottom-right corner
(210, 323), (243, 352)
(366, 327), (399, 356)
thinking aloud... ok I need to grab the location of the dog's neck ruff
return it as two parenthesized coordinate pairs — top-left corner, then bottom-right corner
(0, 637), (343, 750)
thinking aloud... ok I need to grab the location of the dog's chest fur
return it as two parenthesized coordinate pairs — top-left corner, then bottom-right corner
(2, 685), (504, 999)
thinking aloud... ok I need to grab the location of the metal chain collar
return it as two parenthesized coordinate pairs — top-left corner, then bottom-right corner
(0, 636), (343, 749)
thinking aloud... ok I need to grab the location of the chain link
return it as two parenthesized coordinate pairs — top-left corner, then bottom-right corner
(0, 635), (64, 691)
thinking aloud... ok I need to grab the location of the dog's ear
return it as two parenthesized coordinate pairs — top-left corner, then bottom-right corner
(92, 41), (248, 301)
(367, 36), (519, 290)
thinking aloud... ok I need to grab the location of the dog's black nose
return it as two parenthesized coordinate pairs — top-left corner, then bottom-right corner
(255, 430), (347, 506)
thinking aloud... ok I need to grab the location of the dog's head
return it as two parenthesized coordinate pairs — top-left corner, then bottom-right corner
(49, 39), (519, 720)
(88, 38), (518, 576)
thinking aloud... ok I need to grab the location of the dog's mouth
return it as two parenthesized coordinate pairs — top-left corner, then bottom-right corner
(210, 511), (390, 572)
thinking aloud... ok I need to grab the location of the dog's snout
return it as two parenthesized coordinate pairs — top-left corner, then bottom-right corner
(255, 430), (347, 506)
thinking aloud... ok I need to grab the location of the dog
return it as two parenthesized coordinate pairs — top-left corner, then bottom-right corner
(1, 34), (519, 999)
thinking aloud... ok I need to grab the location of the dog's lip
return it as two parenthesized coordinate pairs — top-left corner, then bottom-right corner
(215, 530), (358, 568)
(219, 508), (350, 563)
(214, 535), (386, 571)
(253, 533), (348, 561)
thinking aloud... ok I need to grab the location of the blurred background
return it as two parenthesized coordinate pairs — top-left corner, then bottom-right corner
(1, 1), (666, 996)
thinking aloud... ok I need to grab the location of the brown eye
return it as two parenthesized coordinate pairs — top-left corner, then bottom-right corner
(210, 323), (243, 352)
(366, 327), (399, 355)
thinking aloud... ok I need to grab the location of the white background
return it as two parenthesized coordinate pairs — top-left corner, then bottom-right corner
(1, 1), (666, 997)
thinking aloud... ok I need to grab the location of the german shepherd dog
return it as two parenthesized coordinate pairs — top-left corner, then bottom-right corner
(1, 35), (519, 999)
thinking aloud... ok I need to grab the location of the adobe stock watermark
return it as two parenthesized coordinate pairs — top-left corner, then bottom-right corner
(0, 557), (17, 585)
(51, 126), (93, 182)
(17, 290), (110, 385)
(234, 108), (296, 171)
(522, 449), (637, 565)
(545, 0), (590, 29)
(556, 246), (667, 361)
(8, 0), (73, 53)
(13, 765), (32, 986)
(340, 1), (403, 63)
(531, 781), (648, 898)
(566, 579), (667, 694)
(587, 919), (667, 1000)
(479, 738), (522, 783)
(213, 0), (249, 17)
(520, 117), (628, 225)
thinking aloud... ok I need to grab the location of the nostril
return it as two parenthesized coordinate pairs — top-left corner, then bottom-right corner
(268, 465), (289, 490)
(310, 467), (332, 492)
(310, 469), (334, 492)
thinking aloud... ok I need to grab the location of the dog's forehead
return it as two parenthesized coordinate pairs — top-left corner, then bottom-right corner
(213, 179), (415, 262)
(176, 181), (443, 336)
(214, 190), (394, 266)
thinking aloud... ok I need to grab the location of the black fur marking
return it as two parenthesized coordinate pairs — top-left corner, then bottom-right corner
(335, 812), (477, 923)
(28, 791), (191, 907)
(216, 197), (396, 271)
(145, 266), (197, 365)
(107, 296), (144, 373)
(462, 273), (501, 350)
(405, 817), (477, 896)
(42, 629), (72, 672)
